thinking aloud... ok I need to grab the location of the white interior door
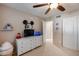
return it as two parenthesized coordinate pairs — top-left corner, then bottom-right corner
(43, 20), (47, 43)
(63, 16), (77, 50)
(43, 20), (53, 44)
(45, 21), (53, 44)
(77, 16), (79, 50)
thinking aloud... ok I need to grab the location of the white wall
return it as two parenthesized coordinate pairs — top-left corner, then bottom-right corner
(53, 17), (63, 47)
(0, 5), (43, 43)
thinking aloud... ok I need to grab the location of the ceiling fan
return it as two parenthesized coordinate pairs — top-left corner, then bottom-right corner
(33, 3), (65, 15)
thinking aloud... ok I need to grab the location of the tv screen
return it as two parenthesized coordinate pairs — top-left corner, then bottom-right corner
(24, 29), (34, 37)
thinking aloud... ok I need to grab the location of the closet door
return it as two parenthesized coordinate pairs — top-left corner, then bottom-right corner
(73, 16), (78, 50)
(63, 16), (77, 50)
(77, 16), (79, 50)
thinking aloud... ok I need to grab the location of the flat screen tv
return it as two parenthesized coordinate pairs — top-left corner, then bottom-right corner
(24, 29), (34, 37)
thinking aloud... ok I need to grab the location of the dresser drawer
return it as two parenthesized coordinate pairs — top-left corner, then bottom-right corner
(35, 36), (42, 46)
(17, 46), (24, 55)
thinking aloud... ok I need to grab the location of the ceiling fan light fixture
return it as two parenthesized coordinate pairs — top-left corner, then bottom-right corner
(50, 3), (58, 9)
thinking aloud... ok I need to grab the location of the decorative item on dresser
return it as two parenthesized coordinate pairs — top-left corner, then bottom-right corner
(16, 35), (43, 56)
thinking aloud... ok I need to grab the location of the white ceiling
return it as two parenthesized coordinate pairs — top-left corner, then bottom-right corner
(2, 3), (79, 18)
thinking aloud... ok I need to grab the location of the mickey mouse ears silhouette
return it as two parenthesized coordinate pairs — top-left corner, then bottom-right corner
(23, 20), (34, 25)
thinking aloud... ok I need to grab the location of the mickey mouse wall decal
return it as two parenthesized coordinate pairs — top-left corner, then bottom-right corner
(23, 20), (34, 29)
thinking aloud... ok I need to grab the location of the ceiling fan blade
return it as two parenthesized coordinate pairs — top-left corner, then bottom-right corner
(57, 5), (65, 11)
(33, 3), (48, 8)
(45, 8), (51, 15)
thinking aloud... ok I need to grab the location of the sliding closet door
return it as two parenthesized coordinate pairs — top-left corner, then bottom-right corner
(73, 16), (78, 50)
(77, 16), (79, 50)
(63, 16), (77, 49)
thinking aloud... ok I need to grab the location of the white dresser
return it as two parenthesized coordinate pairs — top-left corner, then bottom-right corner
(16, 36), (42, 55)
